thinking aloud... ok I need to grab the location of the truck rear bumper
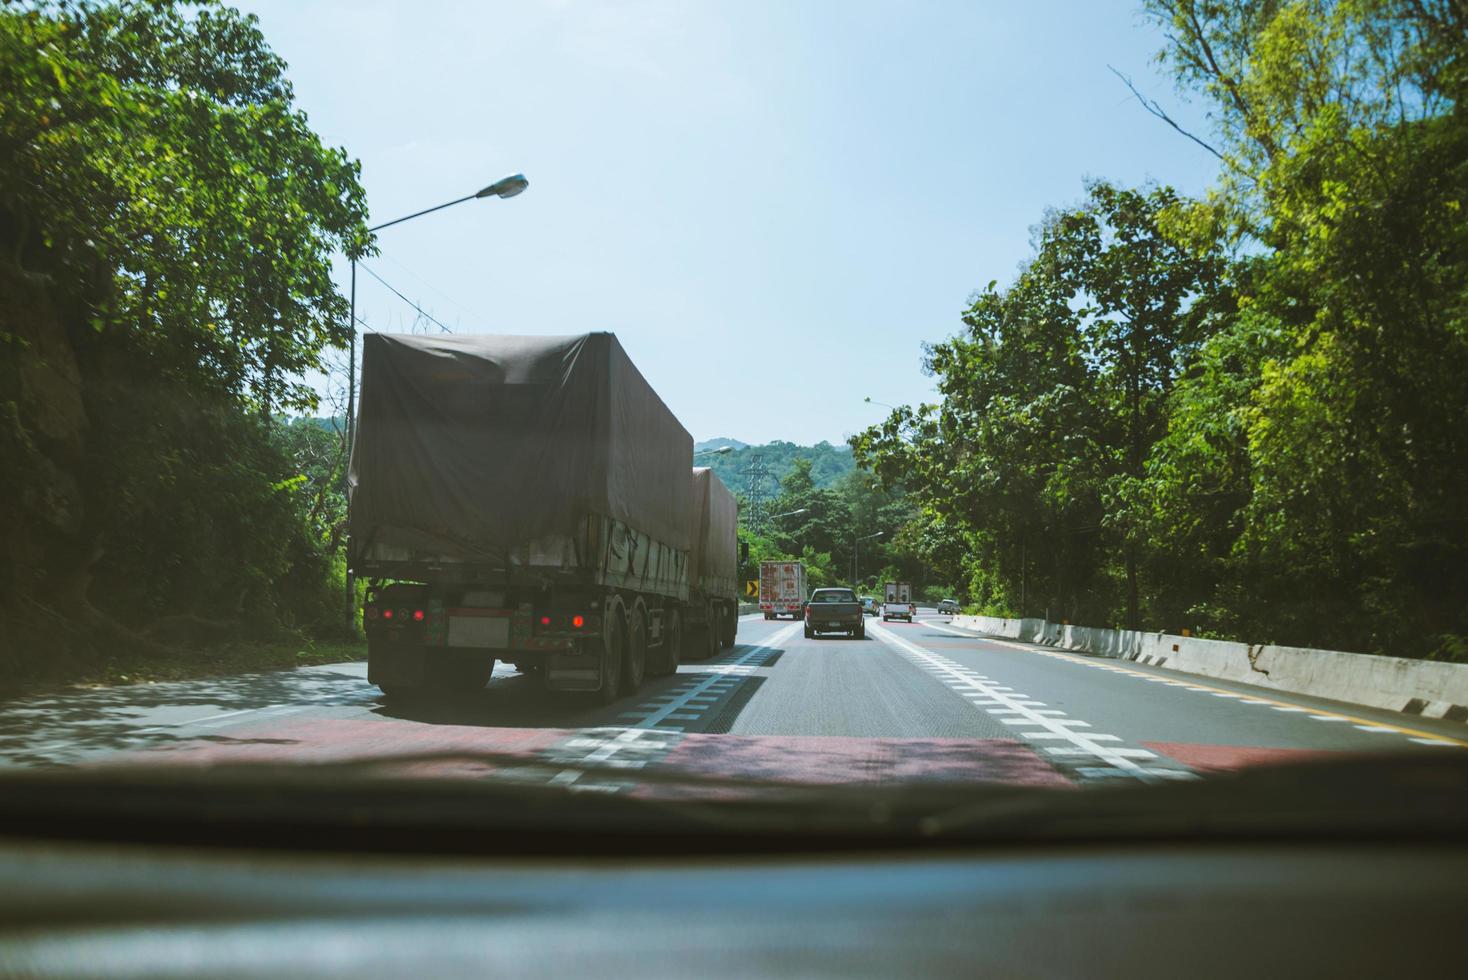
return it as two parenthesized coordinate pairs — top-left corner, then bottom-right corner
(368, 641), (495, 688)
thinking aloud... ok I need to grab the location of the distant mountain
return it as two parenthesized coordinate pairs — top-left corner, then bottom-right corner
(694, 437), (749, 452)
(698, 440), (855, 492)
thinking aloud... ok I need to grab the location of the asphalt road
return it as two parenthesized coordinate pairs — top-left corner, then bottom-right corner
(2, 611), (1464, 788)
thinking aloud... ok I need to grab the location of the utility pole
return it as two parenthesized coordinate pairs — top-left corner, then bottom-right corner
(853, 531), (883, 588)
(742, 454), (774, 533)
(343, 174), (528, 630)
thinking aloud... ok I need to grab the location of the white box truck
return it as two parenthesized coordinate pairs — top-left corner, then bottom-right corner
(759, 561), (807, 620)
(882, 581), (914, 622)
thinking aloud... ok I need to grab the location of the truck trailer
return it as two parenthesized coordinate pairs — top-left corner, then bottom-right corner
(349, 332), (696, 703)
(759, 561), (807, 620)
(686, 467), (741, 660)
(882, 581), (914, 622)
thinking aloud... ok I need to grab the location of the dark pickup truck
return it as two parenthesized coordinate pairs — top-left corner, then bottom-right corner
(803, 588), (867, 640)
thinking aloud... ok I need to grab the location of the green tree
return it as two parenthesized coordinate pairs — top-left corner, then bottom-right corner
(1142, 0), (1468, 655)
(856, 181), (1222, 626)
(1, 1), (370, 659)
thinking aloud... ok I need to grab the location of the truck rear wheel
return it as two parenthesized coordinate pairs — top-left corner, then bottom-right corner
(621, 600), (648, 694)
(685, 617), (718, 662)
(720, 604), (736, 648)
(593, 606), (626, 706)
(650, 608), (681, 677)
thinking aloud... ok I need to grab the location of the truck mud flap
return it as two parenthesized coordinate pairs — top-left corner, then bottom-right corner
(368, 641), (427, 687)
(544, 652), (601, 691)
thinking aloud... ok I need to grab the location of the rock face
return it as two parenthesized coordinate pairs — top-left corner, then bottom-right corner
(0, 262), (89, 604)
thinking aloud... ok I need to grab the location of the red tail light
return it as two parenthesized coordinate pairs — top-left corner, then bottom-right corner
(571, 614), (585, 629)
(539, 615), (552, 626)
(382, 608), (394, 621)
(412, 609), (425, 622)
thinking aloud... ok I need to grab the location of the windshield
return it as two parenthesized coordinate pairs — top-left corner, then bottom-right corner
(1, 0), (1465, 856)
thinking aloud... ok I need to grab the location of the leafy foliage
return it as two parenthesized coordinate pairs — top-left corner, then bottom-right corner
(734, 456), (939, 594)
(0, 1), (369, 660)
(700, 439), (855, 497)
(857, 0), (1468, 657)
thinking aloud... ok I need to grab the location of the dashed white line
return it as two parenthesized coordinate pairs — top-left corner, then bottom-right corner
(551, 622), (801, 788)
(920, 618), (1468, 750)
(868, 620), (1186, 783)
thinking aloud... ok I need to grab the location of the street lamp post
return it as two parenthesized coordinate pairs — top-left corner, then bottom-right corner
(763, 507), (808, 540)
(344, 174), (528, 627)
(853, 530), (883, 588)
(694, 445), (733, 459)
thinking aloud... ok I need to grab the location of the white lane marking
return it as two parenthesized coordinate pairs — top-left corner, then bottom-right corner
(1044, 746), (1156, 759)
(549, 622), (802, 788)
(1023, 732), (1121, 742)
(868, 620), (1182, 783)
(926, 621), (1468, 749)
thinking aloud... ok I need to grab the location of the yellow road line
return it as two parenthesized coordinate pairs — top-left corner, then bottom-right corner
(922, 619), (1468, 749)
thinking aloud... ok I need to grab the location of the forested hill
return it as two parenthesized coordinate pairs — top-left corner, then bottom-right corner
(697, 440), (855, 493)
(294, 424), (858, 494)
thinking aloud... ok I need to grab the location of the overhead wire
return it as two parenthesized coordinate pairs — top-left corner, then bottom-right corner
(358, 263), (455, 334)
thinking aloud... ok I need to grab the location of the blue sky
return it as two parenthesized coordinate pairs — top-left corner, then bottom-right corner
(241, 0), (1221, 444)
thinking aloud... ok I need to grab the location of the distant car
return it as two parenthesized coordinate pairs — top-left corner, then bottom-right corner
(937, 598), (959, 615)
(860, 596), (879, 616)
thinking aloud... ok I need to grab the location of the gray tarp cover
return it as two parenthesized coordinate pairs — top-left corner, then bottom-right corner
(690, 467), (738, 585)
(349, 332), (693, 564)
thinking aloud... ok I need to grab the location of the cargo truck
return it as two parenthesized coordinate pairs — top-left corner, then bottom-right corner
(686, 467), (741, 660)
(759, 561), (807, 619)
(349, 332), (697, 704)
(882, 581), (914, 622)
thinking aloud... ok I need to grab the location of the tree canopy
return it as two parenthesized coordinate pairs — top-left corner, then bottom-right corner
(856, 0), (1468, 657)
(1, 1), (370, 667)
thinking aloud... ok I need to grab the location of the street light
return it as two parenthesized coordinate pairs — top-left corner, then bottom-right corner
(694, 445), (734, 458)
(864, 396), (898, 411)
(853, 530), (883, 587)
(758, 506), (808, 538)
(344, 174), (528, 626)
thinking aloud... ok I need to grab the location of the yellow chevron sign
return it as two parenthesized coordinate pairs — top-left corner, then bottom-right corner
(744, 580), (759, 598)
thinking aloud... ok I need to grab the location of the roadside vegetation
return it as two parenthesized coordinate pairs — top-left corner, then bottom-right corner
(700, 440), (856, 494)
(736, 458), (953, 599)
(855, 0), (1468, 659)
(0, 1), (371, 694)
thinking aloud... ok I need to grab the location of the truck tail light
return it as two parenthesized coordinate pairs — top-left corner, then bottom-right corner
(539, 615), (552, 626)
(365, 606), (379, 621)
(412, 609), (425, 622)
(572, 614), (585, 629)
(382, 608), (394, 621)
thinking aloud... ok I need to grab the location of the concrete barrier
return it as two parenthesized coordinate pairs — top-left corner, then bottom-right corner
(950, 614), (1468, 723)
